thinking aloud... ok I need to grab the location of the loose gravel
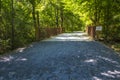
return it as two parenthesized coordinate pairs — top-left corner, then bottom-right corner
(0, 32), (120, 80)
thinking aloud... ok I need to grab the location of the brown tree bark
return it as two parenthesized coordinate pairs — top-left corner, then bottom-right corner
(55, 6), (59, 28)
(32, 2), (39, 41)
(60, 8), (63, 28)
(11, 0), (15, 49)
(36, 11), (40, 39)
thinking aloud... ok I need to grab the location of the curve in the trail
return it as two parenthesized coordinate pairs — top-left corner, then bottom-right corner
(0, 32), (120, 80)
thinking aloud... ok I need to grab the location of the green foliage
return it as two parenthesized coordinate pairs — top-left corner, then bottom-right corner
(0, 39), (10, 54)
(1, 0), (120, 53)
(78, 0), (120, 41)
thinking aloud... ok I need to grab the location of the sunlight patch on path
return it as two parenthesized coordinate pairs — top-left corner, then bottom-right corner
(44, 31), (90, 41)
(93, 76), (102, 80)
(84, 59), (97, 63)
(1, 31), (120, 80)
(0, 56), (14, 62)
(16, 47), (26, 53)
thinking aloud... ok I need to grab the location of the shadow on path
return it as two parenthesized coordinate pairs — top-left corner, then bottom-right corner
(0, 31), (120, 80)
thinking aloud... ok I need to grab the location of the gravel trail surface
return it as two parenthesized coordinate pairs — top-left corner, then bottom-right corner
(0, 32), (120, 80)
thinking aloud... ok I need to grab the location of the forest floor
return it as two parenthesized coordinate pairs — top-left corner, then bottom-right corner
(0, 31), (120, 80)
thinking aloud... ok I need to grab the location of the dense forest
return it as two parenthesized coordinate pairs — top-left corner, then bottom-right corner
(0, 0), (120, 53)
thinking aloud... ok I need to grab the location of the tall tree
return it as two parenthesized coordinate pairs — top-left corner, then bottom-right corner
(29, 0), (40, 41)
(60, 1), (64, 28)
(55, 0), (59, 28)
(11, 0), (15, 49)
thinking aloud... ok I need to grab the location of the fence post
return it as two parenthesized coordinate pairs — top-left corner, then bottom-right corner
(86, 26), (96, 39)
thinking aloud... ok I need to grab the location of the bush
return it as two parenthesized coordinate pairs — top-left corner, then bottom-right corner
(0, 39), (10, 54)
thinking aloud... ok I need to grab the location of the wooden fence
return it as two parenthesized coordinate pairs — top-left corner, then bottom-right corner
(39, 27), (65, 39)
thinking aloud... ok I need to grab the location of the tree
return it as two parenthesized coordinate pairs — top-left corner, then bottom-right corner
(11, 0), (15, 49)
(28, 0), (41, 41)
(1, 0), (120, 53)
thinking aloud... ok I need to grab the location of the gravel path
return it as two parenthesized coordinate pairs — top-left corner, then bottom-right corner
(0, 32), (120, 80)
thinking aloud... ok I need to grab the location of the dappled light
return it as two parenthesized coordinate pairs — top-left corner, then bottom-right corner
(16, 47), (26, 53)
(16, 58), (27, 61)
(0, 56), (14, 62)
(101, 72), (116, 78)
(97, 56), (119, 64)
(54, 36), (89, 41)
(0, 55), (27, 62)
(84, 59), (97, 63)
(0, 0), (120, 79)
(101, 70), (120, 78)
(0, 32), (120, 80)
(108, 70), (120, 75)
(44, 32), (90, 41)
(93, 76), (102, 80)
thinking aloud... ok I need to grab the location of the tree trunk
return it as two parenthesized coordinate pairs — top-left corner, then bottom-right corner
(36, 11), (40, 39)
(55, 6), (59, 28)
(0, 0), (1, 18)
(32, 3), (39, 41)
(0, 0), (2, 25)
(94, 0), (98, 25)
(11, 0), (15, 50)
(103, 0), (111, 41)
(60, 8), (63, 28)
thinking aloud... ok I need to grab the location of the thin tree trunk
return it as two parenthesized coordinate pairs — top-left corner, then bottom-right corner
(32, 3), (39, 41)
(36, 11), (40, 39)
(94, 0), (98, 25)
(103, 0), (111, 41)
(11, 0), (15, 49)
(55, 6), (59, 28)
(60, 8), (63, 28)
(0, 0), (1, 17)
(0, 0), (2, 24)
